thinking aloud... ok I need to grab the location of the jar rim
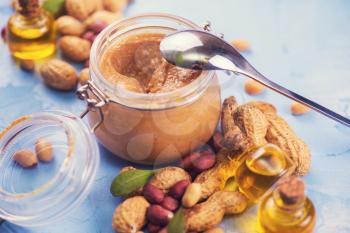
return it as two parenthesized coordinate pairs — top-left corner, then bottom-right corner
(0, 111), (99, 226)
(89, 13), (216, 110)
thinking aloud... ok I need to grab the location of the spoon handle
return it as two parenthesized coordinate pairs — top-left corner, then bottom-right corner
(237, 69), (350, 127)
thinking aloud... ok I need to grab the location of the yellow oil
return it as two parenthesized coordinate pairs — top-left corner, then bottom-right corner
(7, 11), (56, 60)
(258, 192), (316, 233)
(235, 144), (295, 202)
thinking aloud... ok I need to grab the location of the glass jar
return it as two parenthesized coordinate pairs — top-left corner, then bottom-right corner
(87, 13), (221, 164)
(0, 111), (99, 227)
(234, 144), (296, 202)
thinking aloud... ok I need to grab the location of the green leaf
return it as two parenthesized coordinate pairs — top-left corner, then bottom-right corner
(43, 0), (65, 17)
(110, 169), (155, 197)
(168, 208), (185, 233)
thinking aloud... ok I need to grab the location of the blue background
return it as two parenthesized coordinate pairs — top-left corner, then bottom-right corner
(1, 0), (350, 232)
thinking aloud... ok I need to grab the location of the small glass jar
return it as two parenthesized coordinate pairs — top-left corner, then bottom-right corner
(234, 144), (296, 202)
(0, 111), (99, 227)
(87, 13), (221, 164)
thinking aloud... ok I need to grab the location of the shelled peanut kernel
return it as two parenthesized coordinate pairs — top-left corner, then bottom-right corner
(232, 39), (251, 52)
(182, 183), (202, 208)
(13, 149), (37, 168)
(35, 138), (53, 162)
(244, 79), (265, 95)
(291, 101), (311, 115)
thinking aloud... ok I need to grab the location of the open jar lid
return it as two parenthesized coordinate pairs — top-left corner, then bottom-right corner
(0, 111), (100, 227)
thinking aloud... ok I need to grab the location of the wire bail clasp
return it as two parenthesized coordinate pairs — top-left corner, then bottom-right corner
(76, 80), (109, 133)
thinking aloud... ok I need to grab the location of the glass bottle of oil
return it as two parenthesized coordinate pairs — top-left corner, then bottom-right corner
(7, 0), (56, 59)
(235, 144), (295, 202)
(258, 176), (316, 233)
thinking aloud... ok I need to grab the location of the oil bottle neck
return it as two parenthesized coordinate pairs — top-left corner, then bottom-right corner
(17, 0), (41, 17)
(273, 188), (306, 212)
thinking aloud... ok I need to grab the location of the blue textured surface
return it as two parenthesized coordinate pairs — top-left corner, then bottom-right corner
(1, 0), (350, 232)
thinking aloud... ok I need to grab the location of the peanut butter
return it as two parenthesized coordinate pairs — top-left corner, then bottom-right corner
(99, 33), (201, 93)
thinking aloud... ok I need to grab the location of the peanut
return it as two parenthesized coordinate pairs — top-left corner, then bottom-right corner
(291, 101), (310, 115)
(168, 179), (190, 200)
(87, 19), (108, 34)
(182, 183), (202, 208)
(191, 151), (216, 173)
(35, 138), (53, 162)
(13, 149), (37, 168)
(65, 0), (97, 20)
(103, 0), (128, 12)
(39, 59), (78, 91)
(147, 205), (174, 226)
(149, 167), (191, 193)
(19, 59), (35, 72)
(221, 97), (268, 154)
(246, 101), (277, 118)
(147, 223), (161, 233)
(158, 228), (168, 233)
(244, 79), (265, 95)
(112, 196), (150, 233)
(82, 31), (96, 43)
(56, 16), (85, 36)
(246, 100), (311, 175)
(231, 39), (251, 52)
(212, 131), (224, 152)
(204, 227), (224, 233)
(265, 114), (311, 175)
(180, 152), (200, 171)
(59, 36), (91, 62)
(79, 68), (90, 85)
(195, 149), (239, 200)
(161, 196), (179, 211)
(184, 191), (248, 232)
(84, 10), (122, 27)
(143, 183), (164, 204)
(84, 59), (90, 68)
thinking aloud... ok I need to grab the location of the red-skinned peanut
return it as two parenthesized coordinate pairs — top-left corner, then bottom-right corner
(147, 223), (162, 233)
(161, 196), (179, 211)
(168, 179), (190, 200)
(143, 183), (165, 204)
(147, 205), (174, 226)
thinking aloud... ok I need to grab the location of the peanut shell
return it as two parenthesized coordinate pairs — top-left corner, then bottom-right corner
(149, 167), (191, 192)
(84, 10), (122, 27)
(65, 0), (96, 20)
(59, 36), (91, 62)
(185, 191), (248, 232)
(79, 68), (90, 85)
(56, 16), (85, 36)
(103, 0), (128, 12)
(39, 59), (78, 91)
(112, 196), (150, 233)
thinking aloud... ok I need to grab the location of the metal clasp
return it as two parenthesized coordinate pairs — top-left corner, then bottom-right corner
(76, 81), (109, 133)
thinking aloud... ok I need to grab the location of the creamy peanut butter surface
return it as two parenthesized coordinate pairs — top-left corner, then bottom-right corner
(100, 33), (201, 93)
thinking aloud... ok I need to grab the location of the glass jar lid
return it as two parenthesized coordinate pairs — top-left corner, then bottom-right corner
(0, 111), (99, 227)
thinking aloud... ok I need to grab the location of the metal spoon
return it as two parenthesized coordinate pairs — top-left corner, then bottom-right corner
(160, 29), (350, 127)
